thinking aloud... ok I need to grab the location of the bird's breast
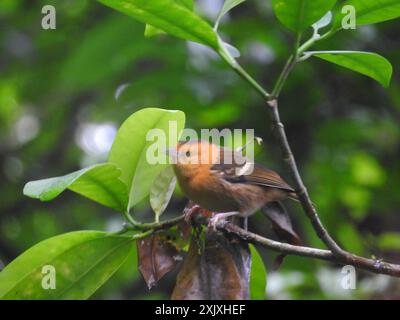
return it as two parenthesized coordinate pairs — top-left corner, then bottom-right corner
(176, 171), (240, 213)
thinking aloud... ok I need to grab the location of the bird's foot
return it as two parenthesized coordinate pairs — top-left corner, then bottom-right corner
(207, 214), (224, 231)
(183, 204), (201, 224)
(207, 212), (239, 231)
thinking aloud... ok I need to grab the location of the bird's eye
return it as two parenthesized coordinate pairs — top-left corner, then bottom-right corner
(185, 150), (191, 157)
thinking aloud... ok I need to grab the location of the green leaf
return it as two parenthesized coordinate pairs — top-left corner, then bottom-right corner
(144, 24), (165, 37)
(150, 166), (177, 221)
(272, 0), (337, 32)
(215, 0), (246, 29)
(145, 0), (193, 38)
(109, 108), (185, 208)
(97, 0), (218, 49)
(0, 231), (134, 299)
(307, 51), (392, 87)
(333, 0), (400, 29)
(249, 245), (267, 300)
(23, 163), (128, 212)
(175, 0), (193, 10)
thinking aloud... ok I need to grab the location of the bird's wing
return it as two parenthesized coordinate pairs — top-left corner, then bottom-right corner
(210, 149), (295, 192)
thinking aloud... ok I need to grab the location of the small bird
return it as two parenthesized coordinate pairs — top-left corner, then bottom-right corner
(169, 140), (298, 229)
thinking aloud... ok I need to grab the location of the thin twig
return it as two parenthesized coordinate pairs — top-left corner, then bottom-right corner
(117, 212), (400, 277)
(266, 99), (347, 258)
(219, 222), (400, 277)
(125, 214), (185, 231)
(217, 44), (270, 100)
(270, 56), (296, 99)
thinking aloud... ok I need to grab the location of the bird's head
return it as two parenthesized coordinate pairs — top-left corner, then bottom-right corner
(168, 140), (220, 178)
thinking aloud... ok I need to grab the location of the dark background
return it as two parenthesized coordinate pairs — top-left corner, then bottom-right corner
(0, 0), (399, 299)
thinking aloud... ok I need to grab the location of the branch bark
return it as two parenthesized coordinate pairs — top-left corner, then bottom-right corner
(267, 99), (347, 258)
(219, 222), (400, 277)
(122, 214), (400, 277)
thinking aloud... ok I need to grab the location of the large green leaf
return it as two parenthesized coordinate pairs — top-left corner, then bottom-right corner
(150, 165), (177, 221)
(145, 0), (193, 37)
(249, 245), (267, 300)
(97, 0), (218, 49)
(0, 231), (134, 299)
(109, 108), (185, 208)
(23, 163), (128, 212)
(272, 0), (337, 32)
(144, 24), (165, 37)
(175, 0), (193, 9)
(308, 51), (392, 87)
(333, 0), (400, 30)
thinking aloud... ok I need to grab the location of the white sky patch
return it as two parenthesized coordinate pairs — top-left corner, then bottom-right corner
(76, 122), (117, 156)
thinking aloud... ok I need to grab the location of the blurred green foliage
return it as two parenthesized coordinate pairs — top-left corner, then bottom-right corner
(0, 0), (400, 299)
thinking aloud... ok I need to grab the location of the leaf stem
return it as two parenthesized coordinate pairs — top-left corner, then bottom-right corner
(297, 28), (336, 56)
(123, 214), (185, 231)
(217, 42), (270, 100)
(114, 228), (153, 239)
(131, 229), (153, 239)
(271, 28), (336, 99)
(123, 209), (139, 225)
(270, 55), (296, 99)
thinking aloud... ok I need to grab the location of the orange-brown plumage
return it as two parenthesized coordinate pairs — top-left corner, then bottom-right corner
(170, 140), (297, 227)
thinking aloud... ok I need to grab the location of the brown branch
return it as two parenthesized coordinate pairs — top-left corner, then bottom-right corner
(122, 214), (400, 277)
(264, 100), (400, 277)
(267, 99), (347, 258)
(219, 222), (400, 277)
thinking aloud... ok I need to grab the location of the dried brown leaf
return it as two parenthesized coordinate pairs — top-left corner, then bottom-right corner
(137, 234), (182, 289)
(171, 231), (250, 300)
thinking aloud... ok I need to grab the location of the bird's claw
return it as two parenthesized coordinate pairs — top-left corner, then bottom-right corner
(208, 215), (223, 231)
(183, 204), (201, 224)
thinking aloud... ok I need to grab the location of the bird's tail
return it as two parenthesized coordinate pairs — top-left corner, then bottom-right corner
(261, 202), (302, 246)
(261, 201), (303, 270)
